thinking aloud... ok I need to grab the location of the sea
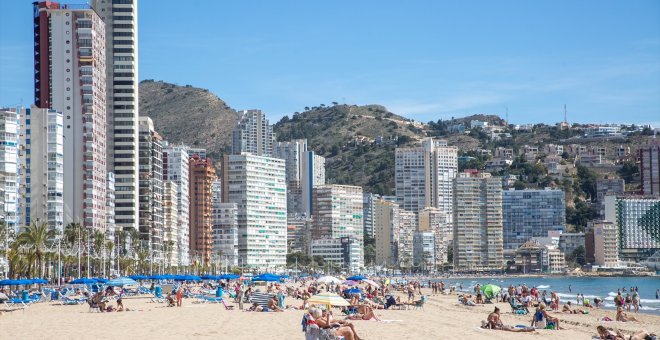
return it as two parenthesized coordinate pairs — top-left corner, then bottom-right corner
(428, 276), (660, 315)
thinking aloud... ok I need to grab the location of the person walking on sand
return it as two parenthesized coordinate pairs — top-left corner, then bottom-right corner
(175, 286), (183, 307)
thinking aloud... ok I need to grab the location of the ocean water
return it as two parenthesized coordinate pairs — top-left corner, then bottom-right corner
(433, 276), (660, 315)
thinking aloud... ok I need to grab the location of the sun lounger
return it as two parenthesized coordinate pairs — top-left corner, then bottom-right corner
(509, 297), (529, 315)
(413, 296), (427, 310)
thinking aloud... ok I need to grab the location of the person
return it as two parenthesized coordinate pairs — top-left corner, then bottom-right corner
(237, 286), (244, 310)
(614, 292), (624, 308)
(656, 289), (659, 300)
(175, 286), (184, 307)
(166, 292), (175, 307)
(568, 284), (572, 293)
(596, 326), (654, 340)
(116, 298), (125, 312)
(535, 303), (562, 329)
(632, 291), (640, 313)
(616, 307), (639, 322)
(345, 304), (381, 321)
(562, 301), (586, 314)
(91, 291), (107, 313)
(268, 296), (284, 312)
(482, 307), (535, 332)
(314, 308), (363, 340)
(594, 297), (603, 308)
(625, 293), (633, 312)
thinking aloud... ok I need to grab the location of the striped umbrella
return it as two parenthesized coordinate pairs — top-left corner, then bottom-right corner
(307, 292), (350, 310)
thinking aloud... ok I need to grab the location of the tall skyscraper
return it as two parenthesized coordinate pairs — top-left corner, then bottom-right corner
(374, 199), (399, 267)
(92, 0), (140, 231)
(211, 195), (239, 268)
(639, 141), (660, 196)
(162, 180), (179, 267)
(397, 210), (417, 268)
(34, 2), (107, 230)
(395, 138), (457, 220)
(311, 185), (364, 270)
(362, 192), (380, 239)
(138, 117), (163, 262)
(453, 172), (503, 271)
(0, 109), (19, 236)
(162, 143), (190, 266)
(418, 207), (451, 264)
(592, 221), (619, 267)
(189, 155), (216, 265)
(222, 154), (287, 269)
(18, 106), (64, 233)
(231, 109), (275, 157)
(502, 188), (566, 250)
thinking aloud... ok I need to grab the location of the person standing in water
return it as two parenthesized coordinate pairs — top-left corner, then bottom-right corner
(568, 284), (572, 293)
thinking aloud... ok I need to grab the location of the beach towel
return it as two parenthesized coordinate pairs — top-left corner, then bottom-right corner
(251, 292), (273, 307)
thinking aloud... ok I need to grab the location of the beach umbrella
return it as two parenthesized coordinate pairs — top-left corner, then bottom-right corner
(343, 288), (363, 295)
(346, 275), (366, 281)
(342, 280), (359, 286)
(200, 274), (218, 280)
(0, 279), (23, 286)
(362, 279), (380, 288)
(148, 274), (165, 280)
(106, 277), (138, 287)
(252, 273), (280, 282)
(28, 278), (49, 284)
(307, 292), (350, 310)
(217, 274), (240, 280)
(316, 276), (342, 285)
(93, 278), (108, 283)
(70, 278), (98, 284)
(481, 284), (501, 298)
(128, 275), (148, 281)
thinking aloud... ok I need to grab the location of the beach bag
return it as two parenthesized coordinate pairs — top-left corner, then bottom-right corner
(515, 309), (526, 315)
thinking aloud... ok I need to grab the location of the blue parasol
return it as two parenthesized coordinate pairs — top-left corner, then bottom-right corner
(106, 277), (138, 287)
(252, 273), (280, 282)
(128, 275), (148, 281)
(217, 274), (240, 280)
(70, 278), (99, 284)
(346, 275), (366, 281)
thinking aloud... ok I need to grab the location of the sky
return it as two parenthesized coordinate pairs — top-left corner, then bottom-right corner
(1, 0), (659, 125)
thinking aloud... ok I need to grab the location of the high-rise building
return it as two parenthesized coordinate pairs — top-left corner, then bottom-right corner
(639, 141), (660, 196)
(211, 196), (239, 268)
(222, 154), (287, 269)
(231, 109), (275, 157)
(453, 172), (503, 271)
(374, 199), (399, 267)
(106, 172), (115, 234)
(418, 207), (450, 264)
(311, 185), (364, 269)
(395, 138), (457, 220)
(18, 106), (64, 233)
(310, 237), (361, 272)
(596, 178), (625, 216)
(397, 209), (417, 268)
(162, 143), (190, 266)
(604, 195), (660, 261)
(502, 188), (566, 250)
(0, 109), (19, 236)
(34, 2), (107, 230)
(138, 117), (163, 262)
(413, 231), (435, 269)
(91, 0), (140, 231)
(273, 139), (325, 216)
(162, 180), (178, 267)
(189, 155), (216, 265)
(362, 192), (380, 239)
(287, 214), (312, 254)
(592, 221), (619, 267)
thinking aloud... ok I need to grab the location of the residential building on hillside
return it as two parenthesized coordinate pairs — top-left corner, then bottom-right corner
(453, 172), (503, 271)
(639, 141), (660, 196)
(222, 154), (287, 269)
(231, 109), (275, 157)
(92, 0), (140, 232)
(18, 106), (64, 233)
(502, 188), (566, 250)
(604, 196), (660, 261)
(138, 117), (164, 263)
(596, 178), (625, 216)
(34, 2), (107, 230)
(374, 199), (399, 267)
(162, 143), (190, 266)
(395, 138), (457, 220)
(189, 155), (216, 265)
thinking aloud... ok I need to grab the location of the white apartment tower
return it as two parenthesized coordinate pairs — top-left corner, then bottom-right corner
(232, 109), (275, 157)
(0, 109), (19, 236)
(34, 2), (107, 230)
(395, 138), (457, 221)
(162, 143), (190, 266)
(453, 172), (504, 271)
(92, 0), (140, 231)
(222, 154), (287, 269)
(18, 106), (65, 233)
(138, 117), (163, 262)
(162, 180), (179, 267)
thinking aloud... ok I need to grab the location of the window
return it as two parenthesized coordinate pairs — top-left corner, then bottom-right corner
(112, 0), (133, 4)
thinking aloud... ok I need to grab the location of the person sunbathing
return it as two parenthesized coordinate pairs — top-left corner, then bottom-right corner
(616, 307), (638, 322)
(315, 309), (363, 340)
(562, 301), (586, 314)
(268, 297), (284, 312)
(344, 305), (381, 321)
(482, 307), (535, 332)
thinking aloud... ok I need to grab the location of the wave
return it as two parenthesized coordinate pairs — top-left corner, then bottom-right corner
(536, 285), (550, 289)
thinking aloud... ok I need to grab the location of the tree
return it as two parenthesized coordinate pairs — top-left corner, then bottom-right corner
(577, 165), (597, 201)
(567, 245), (586, 266)
(15, 221), (57, 278)
(618, 161), (638, 184)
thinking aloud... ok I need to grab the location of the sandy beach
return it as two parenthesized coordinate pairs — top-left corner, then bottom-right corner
(1, 286), (658, 340)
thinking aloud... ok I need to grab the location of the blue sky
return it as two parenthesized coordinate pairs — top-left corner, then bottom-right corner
(1, 0), (659, 125)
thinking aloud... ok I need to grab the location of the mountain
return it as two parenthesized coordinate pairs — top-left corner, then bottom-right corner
(274, 104), (427, 195)
(138, 80), (239, 160)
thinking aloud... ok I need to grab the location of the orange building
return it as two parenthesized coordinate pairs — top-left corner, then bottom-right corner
(189, 155), (216, 265)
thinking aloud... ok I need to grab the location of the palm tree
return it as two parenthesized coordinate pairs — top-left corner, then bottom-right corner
(92, 230), (104, 276)
(105, 241), (114, 276)
(15, 221), (57, 278)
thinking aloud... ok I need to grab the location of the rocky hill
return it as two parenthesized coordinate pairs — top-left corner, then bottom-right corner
(274, 104), (427, 195)
(138, 80), (239, 160)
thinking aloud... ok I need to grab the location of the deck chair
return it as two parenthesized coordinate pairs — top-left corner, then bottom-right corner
(150, 290), (165, 303)
(221, 299), (234, 310)
(509, 297), (528, 314)
(413, 295), (427, 310)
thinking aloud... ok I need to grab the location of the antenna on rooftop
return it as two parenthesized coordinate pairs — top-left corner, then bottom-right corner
(564, 104), (567, 124)
(505, 106), (509, 126)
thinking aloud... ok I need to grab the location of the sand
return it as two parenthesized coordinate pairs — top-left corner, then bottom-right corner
(1, 287), (658, 340)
